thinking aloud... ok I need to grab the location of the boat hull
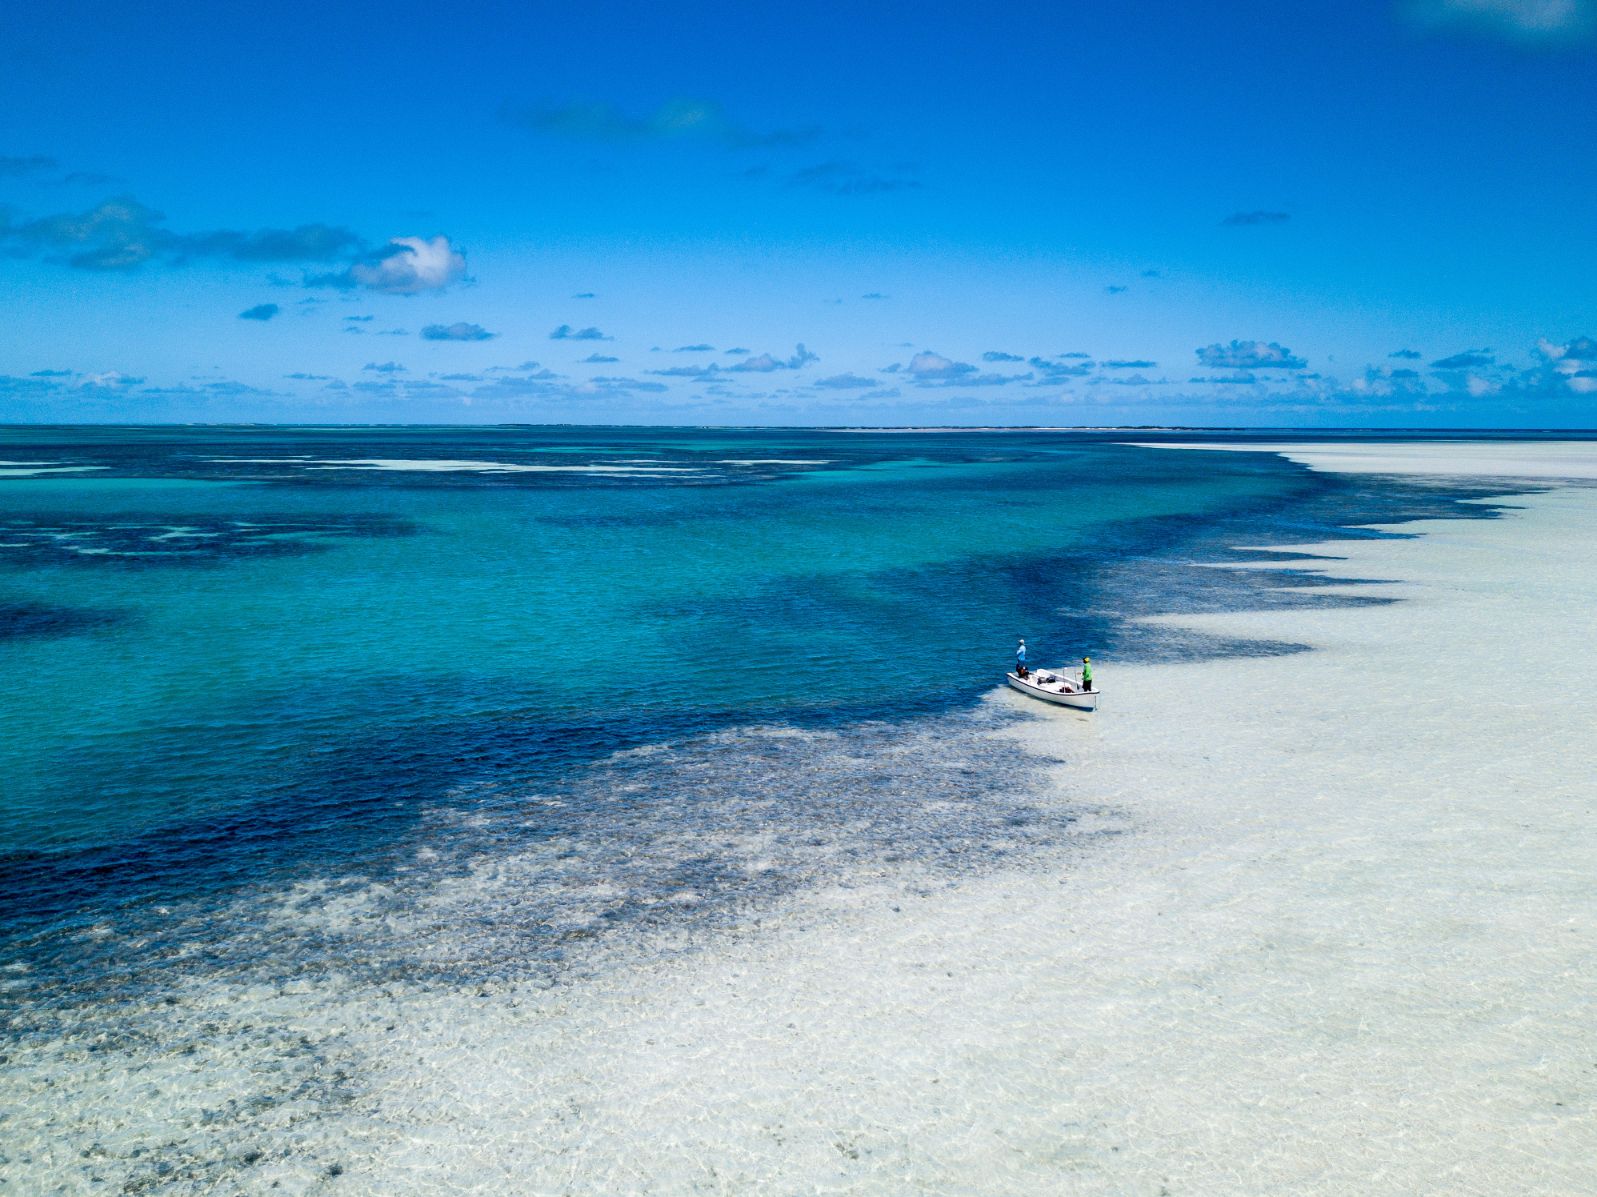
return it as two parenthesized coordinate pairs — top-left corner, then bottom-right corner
(1006, 671), (1099, 710)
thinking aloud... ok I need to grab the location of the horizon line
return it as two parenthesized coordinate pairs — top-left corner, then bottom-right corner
(4, 422), (1597, 434)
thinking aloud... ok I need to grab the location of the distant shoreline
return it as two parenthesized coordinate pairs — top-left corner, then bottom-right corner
(3, 422), (1597, 434)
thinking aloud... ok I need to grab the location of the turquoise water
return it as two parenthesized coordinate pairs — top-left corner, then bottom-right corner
(0, 427), (1511, 972)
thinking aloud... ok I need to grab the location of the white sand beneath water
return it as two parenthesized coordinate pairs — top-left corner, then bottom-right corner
(301, 447), (1596, 1194)
(10, 445), (1596, 1194)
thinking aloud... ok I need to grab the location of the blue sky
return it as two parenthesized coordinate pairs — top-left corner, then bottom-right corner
(2, 0), (1594, 426)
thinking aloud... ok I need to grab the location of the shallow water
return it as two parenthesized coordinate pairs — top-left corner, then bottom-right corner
(0, 432), (1500, 922)
(0, 427), (1553, 1193)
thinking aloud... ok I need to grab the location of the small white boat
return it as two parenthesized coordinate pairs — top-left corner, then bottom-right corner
(1006, 669), (1099, 711)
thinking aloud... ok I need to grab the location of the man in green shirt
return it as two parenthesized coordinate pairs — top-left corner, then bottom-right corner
(1082, 656), (1093, 691)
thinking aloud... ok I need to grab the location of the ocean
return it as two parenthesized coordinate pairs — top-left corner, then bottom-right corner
(0, 427), (1564, 1191)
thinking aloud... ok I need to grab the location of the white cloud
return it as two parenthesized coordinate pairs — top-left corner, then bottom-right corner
(732, 353), (783, 372)
(78, 370), (143, 389)
(727, 344), (819, 373)
(1195, 340), (1307, 371)
(1539, 335), (1597, 372)
(422, 321), (495, 341)
(1351, 364), (1428, 397)
(352, 235), (467, 294)
(1536, 335), (1597, 392)
(906, 350), (975, 381)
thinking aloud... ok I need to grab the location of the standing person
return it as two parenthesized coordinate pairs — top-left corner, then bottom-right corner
(1016, 638), (1028, 678)
(1082, 655), (1093, 691)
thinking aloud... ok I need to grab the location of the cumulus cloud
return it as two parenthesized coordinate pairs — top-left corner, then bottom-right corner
(729, 344), (818, 372)
(504, 98), (819, 149)
(1430, 349), (1495, 369)
(1102, 358), (1157, 369)
(238, 303), (280, 321)
(1537, 335), (1597, 392)
(813, 373), (878, 389)
(484, 360), (550, 376)
(1350, 364), (1431, 397)
(582, 352), (620, 363)
(1195, 340), (1308, 370)
(1342, 337), (1597, 404)
(1389, 348), (1423, 359)
(1093, 373), (1167, 388)
(673, 344), (715, 352)
(345, 236), (467, 294)
(469, 371), (668, 403)
(422, 322), (495, 341)
(906, 350), (976, 381)
(0, 195), (469, 298)
(0, 370), (299, 422)
(1400, 0), (1597, 44)
(0, 196), (173, 270)
(649, 363), (719, 379)
(1027, 355), (1094, 381)
(894, 351), (1028, 388)
(0, 195), (370, 272)
(983, 351), (1026, 362)
(646, 344), (818, 381)
(79, 371), (144, 389)
(363, 361), (406, 374)
(1222, 210), (1291, 226)
(550, 324), (611, 341)
(1105, 284), (1128, 294)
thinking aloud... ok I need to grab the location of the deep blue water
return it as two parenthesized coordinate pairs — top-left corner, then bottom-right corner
(0, 427), (1532, 1000)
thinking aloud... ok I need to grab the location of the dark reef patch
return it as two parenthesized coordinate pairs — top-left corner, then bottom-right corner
(0, 512), (419, 567)
(0, 601), (128, 641)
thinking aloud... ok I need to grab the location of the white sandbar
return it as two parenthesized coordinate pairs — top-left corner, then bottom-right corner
(0, 464), (107, 477)
(1124, 439), (1597, 480)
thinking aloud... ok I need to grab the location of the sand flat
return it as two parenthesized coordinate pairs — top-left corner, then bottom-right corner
(10, 443), (1595, 1194)
(299, 445), (1597, 1193)
(1124, 439), (1597, 480)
